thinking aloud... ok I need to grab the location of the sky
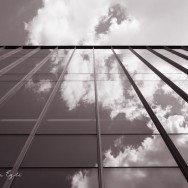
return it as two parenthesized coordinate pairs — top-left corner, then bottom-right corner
(0, 0), (188, 45)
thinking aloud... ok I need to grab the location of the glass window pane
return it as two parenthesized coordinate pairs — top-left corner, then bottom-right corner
(22, 135), (97, 167)
(0, 121), (34, 134)
(113, 50), (188, 134)
(3, 51), (50, 80)
(0, 81), (54, 119)
(0, 135), (28, 167)
(5, 49), (35, 58)
(174, 49), (188, 56)
(155, 49), (188, 69)
(12, 168), (99, 188)
(67, 49), (93, 73)
(0, 82), (18, 98)
(104, 168), (187, 188)
(32, 49), (73, 81)
(170, 135), (188, 164)
(0, 49), (18, 56)
(135, 80), (188, 134)
(95, 49), (123, 73)
(134, 49), (188, 93)
(0, 168), (8, 187)
(38, 120), (96, 134)
(97, 80), (153, 134)
(46, 81), (95, 119)
(0, 56), (23, 71)
(102, 135), (177, 167)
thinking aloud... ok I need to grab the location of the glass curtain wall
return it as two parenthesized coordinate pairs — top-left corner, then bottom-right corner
(0, 46), (188, 188)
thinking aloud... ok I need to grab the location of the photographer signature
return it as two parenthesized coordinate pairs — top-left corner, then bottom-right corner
(0, 170), (22, 180)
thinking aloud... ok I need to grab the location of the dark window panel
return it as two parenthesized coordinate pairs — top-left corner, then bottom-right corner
(0, 57), (24, 71)
(2, 50), (51, 81)
(5, 49), (35, 58)
(0, 135), (28, 167)
(0, 121), (34, 134)
(21, 135), (98, 167)
(0, 168), (8, 187)
(12, 168), (99, 188)
(0, 82), (18, 98)
(0, 82), (54, 119)
(32, 49), (72, 81)
(104, 168), (187, 188)
(170, 135), (188, 164)
(46, 81), (95, 119)
(6, 57), (48, 75)
(20, 49), (51, 58)
(0, 49), (19, 56)
(38, 120), (96, 134)
(102, 135), (177, 167)
(30, 60), (61, 81)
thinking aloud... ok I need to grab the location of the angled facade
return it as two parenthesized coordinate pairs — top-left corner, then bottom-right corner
(0, 46), (188, 188)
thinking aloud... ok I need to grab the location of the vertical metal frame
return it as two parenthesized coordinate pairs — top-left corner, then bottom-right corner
(164, 47), (188, 60)
(93, 48), (105, 188)
(182, 47), (188, 52)
(147, 47), (188, 75)
(112, 47), (188, 182)
(0, 47), (22, 61)
(0, 48), (40, 75)
(2, 48), (76, 188)
(0, 49), (56, 107)
(129, 47), (188, 103)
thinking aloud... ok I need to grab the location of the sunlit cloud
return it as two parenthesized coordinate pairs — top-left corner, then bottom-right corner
(25, 0), (139, 45)
(25, 79), (52, 94)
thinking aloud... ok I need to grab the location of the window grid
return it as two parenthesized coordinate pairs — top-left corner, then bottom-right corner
(0, 46), (187, 188)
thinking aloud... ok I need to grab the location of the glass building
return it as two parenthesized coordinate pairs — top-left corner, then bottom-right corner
(0, 46), (188, 188)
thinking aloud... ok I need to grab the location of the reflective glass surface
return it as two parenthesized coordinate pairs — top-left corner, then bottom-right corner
(12, 168), (99, 188)
(0, 48), (188, 187)
(0, 135), (28, 167)
(22, 135), (98, 167)
(102, 135), (177, 167)
(104, 168), (187, 188)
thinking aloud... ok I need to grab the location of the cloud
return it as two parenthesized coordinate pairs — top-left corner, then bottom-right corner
(24, 0), (145, 45)
(25, 0), (188, 45)
(25, 79), (52, 93)
(70, 134), (188, 187)
(103, 135), (177, 167)
(70, 170), (98, 188)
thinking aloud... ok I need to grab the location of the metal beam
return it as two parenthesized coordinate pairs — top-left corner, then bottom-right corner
(2, 48), (76, 188)
(0, 47), (22, 61)
(130, 47), (188, 103)
(0, 49), (55, 107)
(0, 48), (40, 75)
(147, 47), (188, 75)
(182, 46), (188, 52)
(164, 47), (188, 60)
(112, 47), (188, 181)
(93, 48), (105, 188)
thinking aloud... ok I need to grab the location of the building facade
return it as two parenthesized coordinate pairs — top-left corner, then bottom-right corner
(0, 46), (188, 188)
